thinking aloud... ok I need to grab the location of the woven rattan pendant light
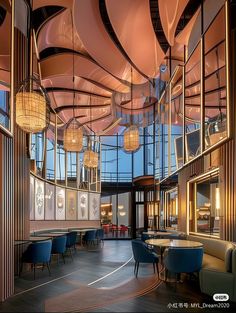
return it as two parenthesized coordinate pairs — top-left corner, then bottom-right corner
(16, 0), (50, 134)
(124, 67), (140, 152)
(63, 10), (83, 152)
(16, 75), (50, 133)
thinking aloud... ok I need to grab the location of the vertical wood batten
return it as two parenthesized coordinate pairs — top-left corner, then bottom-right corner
(0, 135), (14, 301)
(13, 26), (30, 276)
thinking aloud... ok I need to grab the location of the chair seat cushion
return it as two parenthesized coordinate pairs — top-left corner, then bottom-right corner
(202, 254), (225, 272)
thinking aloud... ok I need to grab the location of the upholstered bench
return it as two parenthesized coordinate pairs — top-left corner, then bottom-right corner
(187, 235), (236, 301)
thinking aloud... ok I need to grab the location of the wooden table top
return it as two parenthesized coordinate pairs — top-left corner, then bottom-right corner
(72, 229), (97, 233)
(145, 239), (203, 248)
(29, 236), (52, 242)
(37, 233), (67, 237)
(14, 240), (30, 246)
(142, 231), (172, 236)
(50, 231), (69, 235)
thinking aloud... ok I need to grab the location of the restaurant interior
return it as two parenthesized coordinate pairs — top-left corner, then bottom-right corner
(0, 0), (236, 312)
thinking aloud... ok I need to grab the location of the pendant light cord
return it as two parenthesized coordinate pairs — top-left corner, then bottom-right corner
(71, 9), (75, 119)
(131, 66), (133, 125)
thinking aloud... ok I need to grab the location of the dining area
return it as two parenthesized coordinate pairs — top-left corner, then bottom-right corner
(14, 228), (104, 280)
(131, 229), (236, 302)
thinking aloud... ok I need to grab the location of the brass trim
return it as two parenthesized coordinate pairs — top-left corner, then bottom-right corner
(0, 0), (14, 136)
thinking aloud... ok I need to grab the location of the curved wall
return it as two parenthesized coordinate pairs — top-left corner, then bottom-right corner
(30, 173), (101, 231)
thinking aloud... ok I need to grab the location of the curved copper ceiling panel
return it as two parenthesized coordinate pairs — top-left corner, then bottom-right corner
(40, 53), (129, 93)
(42, 76), (111, 98)
(48, 91), (110, 110)
(105, 0), (164, 78)
(56, 105), (111, 127)
(37, 9), (87, 55)
(33, 0), (73, 10)
(176, 7), (200, 46)
(73, 0), (147, 84)
(158, 0), (189, 46)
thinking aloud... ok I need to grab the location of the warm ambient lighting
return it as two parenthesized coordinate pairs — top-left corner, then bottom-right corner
(83, 149), (99, 168)
(118, 205), (124, 210)
(123, 67), (140, 152)
(16, 76), (50, 133)
(101, 203), (111, 207)
(101, 210), (106, 216)
(124, 125), (140, 152)
(108, 211), (113, 216)
(215, 187), (220, 219)
(119, 211), (126, 216)
(64, 118), (83, 152)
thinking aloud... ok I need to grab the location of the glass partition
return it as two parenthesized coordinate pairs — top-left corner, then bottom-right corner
(170, 67), (184, 171)
(159, 90), (169, 179)
(31, 132), (45, 177)
(46, 125), (55, 182)
(164, 187), (178, 229)
(0, 1), (13, 135)
(56, 133), (66, 185)
(188, 171), (220, 237)
(185, 43), (201, 162)
(67, 152), (77, 188)
(101, 193), (131, 239)
(204, 6), (227, 149)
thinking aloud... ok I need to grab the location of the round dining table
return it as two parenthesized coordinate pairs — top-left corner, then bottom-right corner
(142, 231), (172, 238)
(145, 239), (203, 248)
(145, 239), (203, 264)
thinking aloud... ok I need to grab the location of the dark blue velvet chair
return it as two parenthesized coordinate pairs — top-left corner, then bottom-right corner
(66, 231), (77, 259)
(20, 240), (52, 279)
(131, 239), (159, 277)
(83, 230), (97, 246)
(96, 229), (104, 246)
(51, 235), (67, 264)
(141, 233), (153, 242)
(164, 247), (203, 281)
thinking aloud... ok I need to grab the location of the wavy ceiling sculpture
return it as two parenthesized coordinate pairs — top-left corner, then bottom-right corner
(37, 9), (87, 55)
(33, 0), (201, 133)
(105, 0), (164, 78)
(158, 0), (189, 46)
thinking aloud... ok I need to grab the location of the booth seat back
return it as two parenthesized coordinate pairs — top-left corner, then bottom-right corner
(231, 249), (236, 274)
(187, 235), (234, 272)
(33, 228), (68, 235)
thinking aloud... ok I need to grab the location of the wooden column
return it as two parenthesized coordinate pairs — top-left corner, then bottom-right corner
(0, 135), (14, 301)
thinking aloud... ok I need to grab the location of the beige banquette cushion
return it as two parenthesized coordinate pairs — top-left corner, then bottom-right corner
(187, 235), (234, 272)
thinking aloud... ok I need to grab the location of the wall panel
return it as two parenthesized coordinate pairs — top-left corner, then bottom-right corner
(0, 136), (14, 301)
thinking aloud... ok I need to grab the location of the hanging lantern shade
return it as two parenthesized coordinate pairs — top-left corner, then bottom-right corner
(124, 124), (140, 152)
(64, 118), (83, 152)
(16, 76), (50, 133)
(83, 149), (98, 168)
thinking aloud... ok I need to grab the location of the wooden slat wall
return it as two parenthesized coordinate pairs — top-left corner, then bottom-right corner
(0, 14), (30, 300)
(0, 135), (14, 301)
(13, 27), (30, 274)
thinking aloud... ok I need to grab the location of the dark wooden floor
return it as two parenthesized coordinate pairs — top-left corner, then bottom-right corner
(0, 240), (235, 312)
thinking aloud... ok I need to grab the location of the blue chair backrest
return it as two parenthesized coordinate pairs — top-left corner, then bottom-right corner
(52, 235), (67, 254)
(96, 229), (104, 240)
(84, 230), (96, 241)
(164, 247), (203, 273)
(141, 233), (152, 242)
(66, 231), (77, 247)
(131, 239), (157, 263)
(24, 240), (52, 263)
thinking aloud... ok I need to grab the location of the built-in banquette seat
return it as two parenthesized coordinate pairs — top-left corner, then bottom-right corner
(30, 228), (69, 236)
(187, 235), (236, 301)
